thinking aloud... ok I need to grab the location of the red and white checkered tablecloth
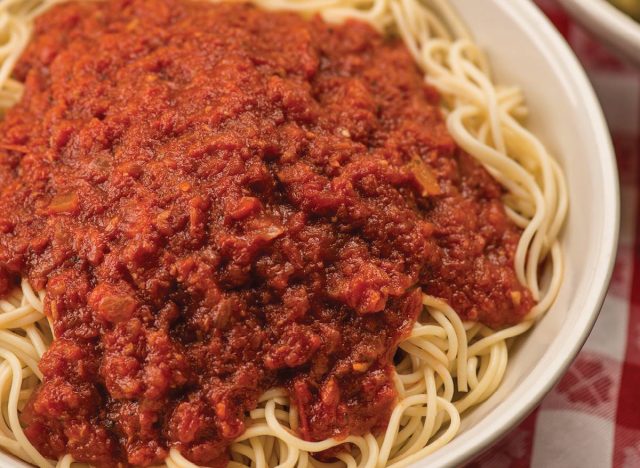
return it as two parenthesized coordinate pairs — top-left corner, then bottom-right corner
(467, 1), (640, 466)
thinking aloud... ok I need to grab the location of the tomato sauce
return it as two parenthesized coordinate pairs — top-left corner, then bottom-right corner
(0, 0), (533, 465)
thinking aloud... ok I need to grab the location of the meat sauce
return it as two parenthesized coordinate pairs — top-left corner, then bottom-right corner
(0, 0), (533, 465)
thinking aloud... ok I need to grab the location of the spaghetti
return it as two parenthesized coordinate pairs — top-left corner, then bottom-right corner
(0, 0), (567, 467)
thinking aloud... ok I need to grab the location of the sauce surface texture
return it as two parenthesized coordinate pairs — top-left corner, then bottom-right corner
(0, 0), (533, 465)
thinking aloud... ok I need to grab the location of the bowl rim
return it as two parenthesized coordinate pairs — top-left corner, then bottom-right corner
(419, 0), (620, 466)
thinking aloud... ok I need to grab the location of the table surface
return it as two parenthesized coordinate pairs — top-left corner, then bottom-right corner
(468, 1), (640, 467)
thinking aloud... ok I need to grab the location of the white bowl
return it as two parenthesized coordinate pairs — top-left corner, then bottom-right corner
(416, 0), (619, 466)
(0, 0), (619, 467)
(558, 0), (640, 66)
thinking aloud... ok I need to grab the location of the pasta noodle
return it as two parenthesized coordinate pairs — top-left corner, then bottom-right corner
(0, 0), (567, 467)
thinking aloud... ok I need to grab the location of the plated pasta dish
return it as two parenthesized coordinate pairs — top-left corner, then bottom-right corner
(0, 0), (567, 467)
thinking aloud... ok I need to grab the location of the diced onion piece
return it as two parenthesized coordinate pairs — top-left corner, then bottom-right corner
(408, 155), (440, 196)
(47, 192), (79, 214)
